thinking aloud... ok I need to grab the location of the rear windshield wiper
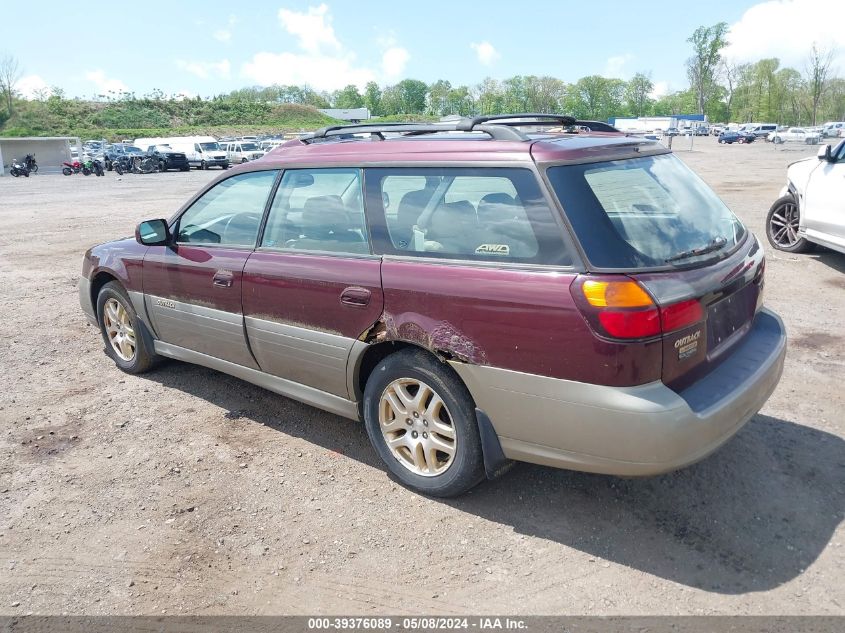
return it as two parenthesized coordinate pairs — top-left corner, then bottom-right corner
(665, 236), (728, 263)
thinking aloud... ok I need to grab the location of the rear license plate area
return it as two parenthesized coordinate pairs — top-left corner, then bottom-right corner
(707, 284), (756, 356)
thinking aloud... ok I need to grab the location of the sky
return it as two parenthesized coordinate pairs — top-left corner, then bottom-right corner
(2, 0), (844, 100)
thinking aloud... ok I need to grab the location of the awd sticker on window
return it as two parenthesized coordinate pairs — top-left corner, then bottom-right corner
(475, 244), (510, 256)
(674, 330), (701, 360)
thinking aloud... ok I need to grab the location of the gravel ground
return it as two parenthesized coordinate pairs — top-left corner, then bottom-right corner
(0, 137), (843, 615)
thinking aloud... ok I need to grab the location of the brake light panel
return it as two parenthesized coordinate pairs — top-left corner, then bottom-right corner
(573, 276), (704, 341)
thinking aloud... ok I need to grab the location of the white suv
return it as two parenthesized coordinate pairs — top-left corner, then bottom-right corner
(766, 140), (845, 254)
(770, 127), (821, 145)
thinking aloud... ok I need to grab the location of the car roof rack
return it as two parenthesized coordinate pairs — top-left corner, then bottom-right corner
(301, 113), (620, 144)
(458, 113), (619, 133)
(302, 122), (527, 142)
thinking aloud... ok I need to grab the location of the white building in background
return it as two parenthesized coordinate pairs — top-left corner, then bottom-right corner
(318, 108), (370, 122)
(0, 136), (82, 175)
(610, 115), (708, 132)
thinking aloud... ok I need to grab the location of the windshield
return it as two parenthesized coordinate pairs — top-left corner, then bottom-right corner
(125, 147), (143, 154)
(547, 154), (745, 269)
(240, 143), (260, 151)
(200, 142), (220, 151)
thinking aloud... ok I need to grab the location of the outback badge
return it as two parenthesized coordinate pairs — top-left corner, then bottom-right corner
(675, 330), (701, 360)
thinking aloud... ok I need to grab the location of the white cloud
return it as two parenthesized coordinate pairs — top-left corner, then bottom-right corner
(382, 47), (409, 78)
(176, 59), (231, 80)
(605, 53), (633, 78)
(17, 75), (49, 99)
(85, 70), (128, 95)
(470, 41), (500, 66)
(245, 6), (407, 90)
(723, 0), (844, 68)
(242, 52), (375, 91)
(212, 15), (238, 43)
(650, 81), (670, 99)
(278, 4), (340, 54)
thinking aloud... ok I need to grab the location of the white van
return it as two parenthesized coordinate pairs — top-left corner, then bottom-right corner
(746, 123), (777, 139)
(171, 136), (229, 170)
(222, 141), (265, 164)
(133, 136), (229, 170)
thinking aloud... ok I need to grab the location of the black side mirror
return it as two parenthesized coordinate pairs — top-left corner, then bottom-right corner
(136, 219), (170, 246)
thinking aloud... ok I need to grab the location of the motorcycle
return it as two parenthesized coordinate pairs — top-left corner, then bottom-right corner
(24, 153), (38, 174)
(89, 159), (105, 176)
(9, 158), (30, 177)
(62, 160), (84, 176)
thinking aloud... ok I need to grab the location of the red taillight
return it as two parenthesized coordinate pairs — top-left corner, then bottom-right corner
(572, 276), (704, 340)
(598, 308), (661, 338)
(660, 298), (704, 333)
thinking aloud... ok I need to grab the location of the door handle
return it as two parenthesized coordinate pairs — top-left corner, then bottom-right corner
(340, 286), (371, 307)
(212, 269), (234, 288)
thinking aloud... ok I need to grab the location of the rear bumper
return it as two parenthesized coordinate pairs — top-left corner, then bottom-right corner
(450, 308), (787, 476)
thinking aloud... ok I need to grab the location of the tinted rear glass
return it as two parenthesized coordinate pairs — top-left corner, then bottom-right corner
(547, 154), (745, 269)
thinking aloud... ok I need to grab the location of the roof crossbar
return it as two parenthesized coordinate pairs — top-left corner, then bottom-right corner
(300, 114), (620, 144)
(458, 113), (619, 133)
(302, 121), (527, 142)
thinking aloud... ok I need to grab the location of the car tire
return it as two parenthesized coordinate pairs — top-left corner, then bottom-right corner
(159, 160), (167, 172)
(241, 157), (248, 163)
(180, 166), (190, 172)
(201, 160), (207, 170)
(96, 281), (158, 374)
(362, 348), (486, 497)
(766, 194), (811, 253)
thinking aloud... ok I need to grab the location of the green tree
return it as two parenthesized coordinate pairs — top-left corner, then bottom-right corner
(334, 84), (364, 109)
(686, 22), (729, 114)
(625, 72), (654, 116)
(363, 81), (382, 116)
(427, 79), (452, 116)
(394, 79), (428, 114)
(805, 43), (835, 125)
(0, 53), (22, 115)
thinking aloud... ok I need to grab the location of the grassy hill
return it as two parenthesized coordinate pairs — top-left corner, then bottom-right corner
(0, 98), (342, 141)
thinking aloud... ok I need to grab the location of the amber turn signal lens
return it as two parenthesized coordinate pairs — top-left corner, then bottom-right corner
(582, 280), (654, 308)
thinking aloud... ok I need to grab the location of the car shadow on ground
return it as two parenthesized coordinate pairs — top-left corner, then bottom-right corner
(813, 249), (845, 276)
(142, 361), (844, 596)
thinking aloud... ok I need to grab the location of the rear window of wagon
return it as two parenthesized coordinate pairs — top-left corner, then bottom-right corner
(546, 154), (746, 270)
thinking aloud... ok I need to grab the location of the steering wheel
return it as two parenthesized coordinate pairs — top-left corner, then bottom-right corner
(222, 213), (262, 245)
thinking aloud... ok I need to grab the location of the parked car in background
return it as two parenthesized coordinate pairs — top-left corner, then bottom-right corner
(694, 126), (710, 136)
(224, 141), (265, 163)
(766, 140), (845, 255)
(770, 127), (821, 145)
(78, 113), (785, 497)
(710, 125), (725, 136)
(821, 122), (844, 138)
(747, 124), (777, 139)
(718, 131), (755, 144)
(104, 144), (145, 171)
(136, 136), (229, 170)
(145, 145), (190, 172)
(664, 127), (679, 137)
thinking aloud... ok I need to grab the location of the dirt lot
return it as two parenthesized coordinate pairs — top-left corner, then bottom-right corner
(1, 138), (843, 616)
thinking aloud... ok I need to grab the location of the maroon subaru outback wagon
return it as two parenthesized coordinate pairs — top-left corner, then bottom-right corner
(79, 114), (786, 497)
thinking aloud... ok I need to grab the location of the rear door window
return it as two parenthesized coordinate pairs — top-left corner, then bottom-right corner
(364, 167), (570, 265)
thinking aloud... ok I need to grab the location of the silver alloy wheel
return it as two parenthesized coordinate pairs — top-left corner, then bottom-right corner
(378, 378), (457, 477)
(769, 201), (801, 247)
(103, 298), (136, 361)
